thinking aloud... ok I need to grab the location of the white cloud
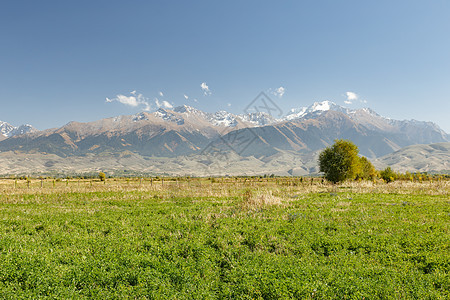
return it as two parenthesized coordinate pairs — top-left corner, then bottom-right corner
(183, 94), (189, 100)
(275, 86), (285, 98)
(268, 86), (286, 98)
(344, 91), (368, 105)
(159, 91), (164, 97)
(116, 94), (139, 107)
(346, 91), (358, 102)
(106, 91), (151, 111)
(193, 98), (198, 103)
(227, 103), (232, 107)
(201, 82), (212, 96)
(155, 98), (173, 109)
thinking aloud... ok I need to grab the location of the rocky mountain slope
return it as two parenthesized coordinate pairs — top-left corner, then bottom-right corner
(198, 104), (449, 158)
(0, 106), (271, 157)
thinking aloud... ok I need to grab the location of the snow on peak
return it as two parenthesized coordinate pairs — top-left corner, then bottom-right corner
(284, 107), (308, 120)
(126, 101), (409, 131)
(173, 105), (199, 114)
(153, 109), (185, 125)
(172, 106), (239, 127)
(210, 111), (238, 127)
(310, 100), (333, 111)
(0, 121), (15, 137)
(239, 112), (277, 126)
(0, 121), (36, 138)
(132, 112), (149, 122)
(284, 100), (349, 121)
(359, 107), (380, 117)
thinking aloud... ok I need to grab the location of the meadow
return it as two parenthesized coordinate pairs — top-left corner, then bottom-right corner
(0, 177), (448, 299)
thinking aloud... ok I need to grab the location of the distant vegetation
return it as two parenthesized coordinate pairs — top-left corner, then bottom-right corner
(317, 139), (448, 184)
(380, 166), (397, 183)
(98, 172), (106, 182)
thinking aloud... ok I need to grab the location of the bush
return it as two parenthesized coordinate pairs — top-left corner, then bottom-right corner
(380, 167), (396, 183)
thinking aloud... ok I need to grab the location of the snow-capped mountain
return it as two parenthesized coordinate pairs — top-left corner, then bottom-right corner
(282, 101), (448, 140)
(0, 121), (36, 140)
(284, 100), (352, 121)
(12, 124), (36, 136)
(142, 102), (371, 128)
(163, 105), (274, 127)
(154, 108), (186, 125)
(0, 121), (15, 138)
(0, 101), (448, 175)
(239, 112), (277, 126)
(155, 105), (239, 127)
(210, 111), (238, 127)
(142, 101), (449, 146)
(0, 101), (447, 162)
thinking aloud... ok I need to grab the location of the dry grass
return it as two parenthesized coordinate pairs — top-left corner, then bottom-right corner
(338, 179), (450, 195)
(240, 189), (283, 210)
(0, 177), (448, 204)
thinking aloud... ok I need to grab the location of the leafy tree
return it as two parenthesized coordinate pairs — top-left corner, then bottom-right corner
(358, 156), (377, 180)
(380, 167), (396, 183)
(98, 172), (106, 182)
(318, 139), (361, 183)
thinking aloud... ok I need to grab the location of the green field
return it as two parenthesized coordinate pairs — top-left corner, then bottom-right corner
(0, 178), (449, 299)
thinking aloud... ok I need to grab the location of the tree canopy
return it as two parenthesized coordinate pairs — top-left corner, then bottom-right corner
(358, 156), (377, 180)
(318, 139), (375, 183)
(98, 172), (106, 181)
(380, 167), (397, 183)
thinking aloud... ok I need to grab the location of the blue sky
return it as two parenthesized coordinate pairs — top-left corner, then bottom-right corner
(1, 0), (449, 132)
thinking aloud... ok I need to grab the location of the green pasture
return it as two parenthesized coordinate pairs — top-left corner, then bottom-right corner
(0, 182), (448, 299)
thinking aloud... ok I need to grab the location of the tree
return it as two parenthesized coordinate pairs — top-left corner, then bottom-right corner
(318, 139), (361, 183)
(380, 167), (396, 183)
(358, 156), (377, 180)
(98, 172), (106, 182)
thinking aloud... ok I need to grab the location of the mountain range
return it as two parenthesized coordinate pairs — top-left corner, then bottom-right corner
(0, 101), (448, 176)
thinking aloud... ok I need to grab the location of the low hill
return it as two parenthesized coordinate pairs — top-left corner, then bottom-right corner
(374, 142), (450, 173)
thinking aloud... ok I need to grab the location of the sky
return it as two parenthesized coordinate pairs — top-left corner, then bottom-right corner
(1, 0), (449, 132)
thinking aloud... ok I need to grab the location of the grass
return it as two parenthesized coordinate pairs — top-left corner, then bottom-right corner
(0, 178), (448, 299)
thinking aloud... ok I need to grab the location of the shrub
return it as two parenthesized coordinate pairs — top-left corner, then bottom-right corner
(380, 167), (396, 183)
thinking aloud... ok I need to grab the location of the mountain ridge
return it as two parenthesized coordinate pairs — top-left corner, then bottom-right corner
(2, 101), (448, 137)
(0, 101), (448, 175)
